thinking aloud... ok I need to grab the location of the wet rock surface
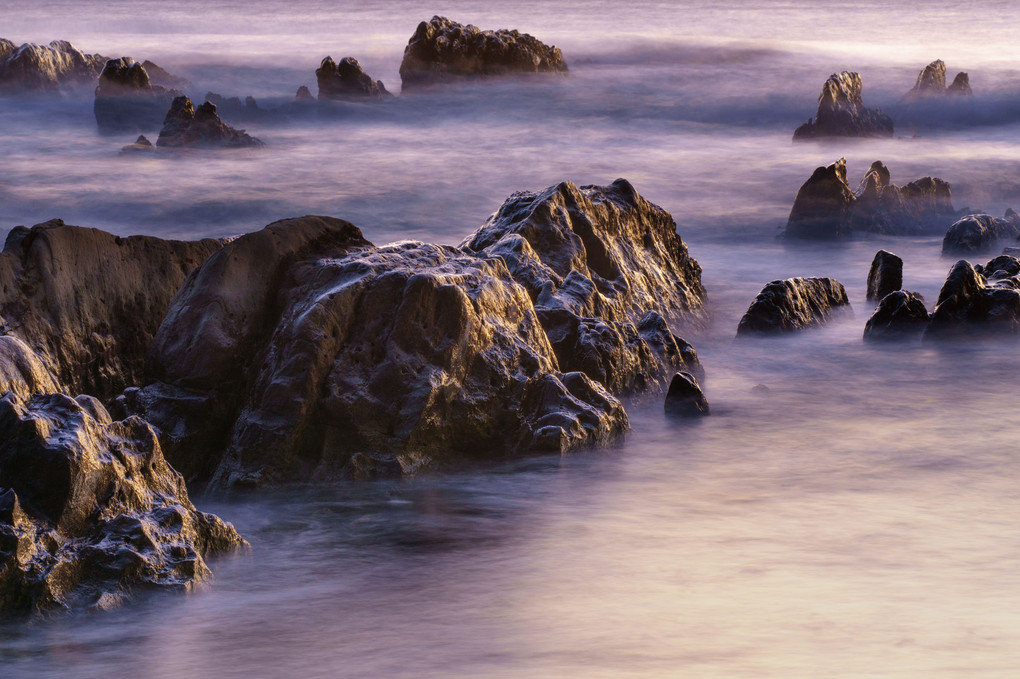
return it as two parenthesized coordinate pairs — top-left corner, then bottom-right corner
(0, 391), (244, 616)
(316, 56), (389, 99)
(94, 58), (182, 134)
(157, 96), (265, 149)
(863, 291), (930, 341)
(942, 213), (1020, 255)
(793, 71), (893, 139)
(737, 277), (850, 334)
(399, 15), (568, 90)
(867, 250), (903, 301)
(0, 39), (105, 91)
(925, 259), (1020, 338)
(663, 372), (709, 417)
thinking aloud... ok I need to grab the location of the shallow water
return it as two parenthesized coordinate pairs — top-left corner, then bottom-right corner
(2, 1), (1020, 677)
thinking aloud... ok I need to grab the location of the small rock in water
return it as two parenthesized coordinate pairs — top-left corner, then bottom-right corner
(316, 56), (389, 99)
(664, 372), (709, 417)
(119, 134), (154, 154)
(863, 291), (930, 341)
(793, 71), (893, 139)
(156, 96), (265, 149)
(737, 277), (850, 334)
(866, 250), (903, 301)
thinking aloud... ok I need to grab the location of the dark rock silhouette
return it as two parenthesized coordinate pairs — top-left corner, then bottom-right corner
(947, 72), (972, 96)
(925, 259), (1020, 338)
(156, 96), (265, 149)
(203, 91), (287, 124)
(119, 134), (154, 154)
(784, 159), (856, 240)
(663, 372), (709, 417)
(863, 291), (929, 341)
(867, 250), (903, 302)
(737, 278), (850, 334)
(793, 71), (893, 139)
(141, 59), (191, 90)
(904, 60), (973, 100)
(316, 56), (389, 99)
(941, 213), (1020, 255)
(399, 15), (568, 90)
(295, 85), (313, 101)
(0, 39), (105, 91)
(94, 57), (181, 134)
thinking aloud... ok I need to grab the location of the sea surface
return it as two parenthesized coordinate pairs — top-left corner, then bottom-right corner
(2, 1), (1020, 677)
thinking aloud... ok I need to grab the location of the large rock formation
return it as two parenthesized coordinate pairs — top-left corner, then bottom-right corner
(0, 39), (105, 91)
(399, 16), (568, 90)
(737, 277), (850, 334)
(0, 391), (244, 616)
(866, 250), (903, 302)
(863, 291), (930, 341)
(94, 58), (181, 134)
(156, 96), (265, 149)
(925, 259), (1020, 338)
(0, 219), (223, 401)
(316, 56), (389, 99)
(132, 181), (705, 486)
(942, 212), (1020, 255)
(784, 158), (954, 239)
(904, 60), (973, 100)
(793, 71), (894, 139)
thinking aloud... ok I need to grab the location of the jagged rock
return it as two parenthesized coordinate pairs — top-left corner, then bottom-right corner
(737, 277), (850, 334)
(867, 250), (903, 301)
(156, 96), (265, 149)
(316, 56), (389, 99)
(0, 391), (244, 616)
(942, 213), (1020, 255)
(119, 134), (154, 155)
(94, 58), (181, 134)
(0, 336), (60, 401)
(663, 372), (709, 417)
(863, 291), (929, 341)
(399, 15), (568, 90)
(140, 60), (190, 89)
(793, 71), (893, 139)
(947, 72), (972, 96)
(295, 85), (313, 101)
(784, 158), (954, 239)
(0, 219), (223, 401)
(925, 259), (1020, 338)
(0, 39), (105, 91)
(904, 60), (973, 100)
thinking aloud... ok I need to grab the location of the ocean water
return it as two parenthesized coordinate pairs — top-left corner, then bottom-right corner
(2, 1), (1020, 677)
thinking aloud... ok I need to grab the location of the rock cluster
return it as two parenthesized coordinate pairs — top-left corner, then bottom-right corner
(156, 96), (265, 149)
(399, 16), (568, 90)
(93, 58), (182, 134)
(316, 56), (389, 99)
(793, 71), (894, 139)
(737, 277), (850, 334)
(905, 60), (972, 99)
(784, 158), (954, 239)
(941, 211), (1020, 255)
(0, 38), (105, 91)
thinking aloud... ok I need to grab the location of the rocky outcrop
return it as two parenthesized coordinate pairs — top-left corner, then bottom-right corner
(737, 277), (850, 335)
(0, 39), (105, 91)
(947, 72), (972, 96)
(399, 16), (568, 90)
(140, 60), (190, 90)
(905, 60), (973, 100)
(867, 250), (903, 301)
(316, 56), (389, 99)
(156, 96), (265, 149)
(663, 372), (709, 417)
(94, 58), (181, 134)
(942, 213), (1020, 255)
(793, 71), (893, 139)
(784, 158), (954, 239)
(203, 92), (287, 124)
(925, 259), (1020, 338)
(119, 134), (154, 154)
(0, 219), (223, 401)
(0, 391), (244, 616)
(295, 85), (313, 101)
(863, 291), (929, 341)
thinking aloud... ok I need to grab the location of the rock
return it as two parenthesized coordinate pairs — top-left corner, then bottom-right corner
(316, 56), (389, 99)
(0, 335), (60, 401)
(737, 277), (850, 334)
(925, 259), (1020, 338)
(784, 158), (954, 239)
(863, 291), (930, 341)
(140, 60), (190, 89)
(156, 96), (265, 149)
(904, 60), (973, 100)
(663, 372), (709, 417)
(119, 134), (154, 155)
(866, 250), (903, 301)
(295, 85), (313, 101)
(942, 213), (1020, 255)
(0, 391), (244, 616)
(0, 39), (105, 91)
(94, 58), (181, 134)
(0, 219), (223, 401)
(793, 71), (893, 139)
(947, 72), (972, 96)
(399, 15), (568, 91)
(204, 92), (287, 124)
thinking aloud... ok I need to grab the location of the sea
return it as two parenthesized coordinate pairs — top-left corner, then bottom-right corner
(1, 1), (1020, 677)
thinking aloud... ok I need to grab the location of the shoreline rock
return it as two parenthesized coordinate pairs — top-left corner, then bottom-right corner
(737, 277), (850, 334)
(156, 96), (265, 149)
(94, 57), (182, 135)
(0, 39), (105, 91)
(866, 250), (903, 302)
(904, 59), (973, 100)
(793, 71), (893, 139)
(316, 56), (389, 99)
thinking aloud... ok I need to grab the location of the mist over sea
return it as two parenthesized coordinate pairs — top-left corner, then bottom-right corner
(2, 1), (1020, 677)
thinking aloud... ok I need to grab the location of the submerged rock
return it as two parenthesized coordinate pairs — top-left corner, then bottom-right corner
(793, 71), (893, 139)
(737, 277), (850, 335)
(663, 372), (709, 417)
(295, 85), (314, 101)
(316, 56), (389, 99)
(119, 134), (154, 154)
(156, 96), (265, 149)
(0, 39), (105, 91)
(925, 259), (1020, 338)
(94, 57), (182, 134)
(863, 291), (930, 341)
(0, 391), (244, 616)
(866, 250), (903, 302)
(942, 213), (1020, 255)
(904, 60), (973, 100)
(399, 15), (568, 90)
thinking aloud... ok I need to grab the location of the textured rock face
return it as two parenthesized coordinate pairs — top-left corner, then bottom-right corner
(925, 259), (1020, 338)
(905, 60), (973, 99)
(867, 250), (903, 301)
(157, 96), (265, 149)
(0, 39), (105, 91)
(784, 158), (954, 239)
(0, 391), (244, 616)
(93, 58), (181, 134)
(863, 291), (930, 341)
(399, 15), (568, 90)
(942, 213), (1020, 255)
(737, 278), (850, 334)
(316, 56), (389, 99)
(793, 71), (894, 139)
(0, 219), (223, 401)
(663, 372), (709, 417)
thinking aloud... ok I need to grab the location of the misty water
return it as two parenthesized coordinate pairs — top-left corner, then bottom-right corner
(3, 1), (1020, 676)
